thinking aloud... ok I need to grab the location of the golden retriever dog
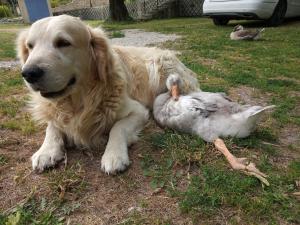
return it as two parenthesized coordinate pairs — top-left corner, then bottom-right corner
(16, 15), (199, 174)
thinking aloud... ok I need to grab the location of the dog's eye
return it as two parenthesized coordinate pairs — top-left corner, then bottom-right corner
(55, 39), (71, 48)
(27, 43), (34, 49)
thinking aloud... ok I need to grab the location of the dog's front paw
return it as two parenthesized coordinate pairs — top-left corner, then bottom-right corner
(31, 146), (65, 173)
(101, 150), (130, 174)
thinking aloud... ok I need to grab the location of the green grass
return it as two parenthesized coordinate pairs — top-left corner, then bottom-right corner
(0, 32), (17, 60)
(0, 196), (81, 225)
(110, 30), (125, 38)
(0, 69), (37, 134)
(0, 23), (28, 60)
(142, 131), (300, 224)
(0, 154), (8, 165)
(179, 163), (300, 224)
(0, 23), (29, 29)
(0, 163), (86, 225)
(50, 0), (72, 8)
(45, 162), (87, 200)
(0, 69), (24, 95)
(1, 116), (37, 135)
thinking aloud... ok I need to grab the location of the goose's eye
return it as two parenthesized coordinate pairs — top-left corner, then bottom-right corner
(55, 39), (71, 48)
(27, 43), (34, 49)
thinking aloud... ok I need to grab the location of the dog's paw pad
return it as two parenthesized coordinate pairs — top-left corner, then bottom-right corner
(101, 153), (130, 174)
(31, 149), (65, 172)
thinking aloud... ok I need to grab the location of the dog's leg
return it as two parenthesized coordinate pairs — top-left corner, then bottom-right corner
(31, 122), (65, 172)
(101, 98), (149, 174)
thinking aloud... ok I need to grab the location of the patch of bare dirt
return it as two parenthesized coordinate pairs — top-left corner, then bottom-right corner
(0, 129), (45, 210)
(199, 57), (218, 67)
(228, 86), (272, 106)
(228, 54), (251, 62)
(0, 121), (194, 224)
(279, 125), (300, 146)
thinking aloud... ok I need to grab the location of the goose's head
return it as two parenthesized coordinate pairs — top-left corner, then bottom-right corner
(233, 25), (243, 32)
(166, 74), (183, 101)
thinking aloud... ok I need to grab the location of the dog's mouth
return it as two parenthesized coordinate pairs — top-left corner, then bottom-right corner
(40, 77), (76, 98)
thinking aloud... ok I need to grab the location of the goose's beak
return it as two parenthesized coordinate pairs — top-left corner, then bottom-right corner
(171, 84), (179, 101)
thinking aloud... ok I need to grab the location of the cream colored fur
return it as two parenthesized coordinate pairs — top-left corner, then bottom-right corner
(16, 15), (199, 174)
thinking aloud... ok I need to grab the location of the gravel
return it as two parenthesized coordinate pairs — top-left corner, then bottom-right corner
(110, 29), (180, 47)
(0, 60), (20, 69)
(0, 17), (24, 24)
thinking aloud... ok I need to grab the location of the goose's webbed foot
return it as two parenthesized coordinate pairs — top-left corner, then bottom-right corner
(214, 138), (269, 186)
(231, 157), (269, 186)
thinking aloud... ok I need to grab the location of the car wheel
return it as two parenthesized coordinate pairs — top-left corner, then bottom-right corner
(267, 0), (287, 26)
(213, 17), (229, 26)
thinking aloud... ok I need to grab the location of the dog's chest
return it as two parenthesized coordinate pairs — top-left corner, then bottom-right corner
(55, 104), (117, 148)
(48, 96), (120, 148)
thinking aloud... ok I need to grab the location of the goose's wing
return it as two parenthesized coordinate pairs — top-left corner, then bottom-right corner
(189, 92), (244, 114)
(176, 95), (219, 118)
(160, 96), (218, 131)
(235, 30), (260, 40)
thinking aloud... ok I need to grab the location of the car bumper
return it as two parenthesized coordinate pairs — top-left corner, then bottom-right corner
(203, 0), (278, 19)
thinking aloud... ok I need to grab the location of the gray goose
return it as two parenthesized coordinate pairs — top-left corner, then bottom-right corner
(153, 74), (274, 185)
(230, 25), (265, 40)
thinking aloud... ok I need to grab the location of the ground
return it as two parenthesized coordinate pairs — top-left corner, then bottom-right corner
(0, 18), (299, 225)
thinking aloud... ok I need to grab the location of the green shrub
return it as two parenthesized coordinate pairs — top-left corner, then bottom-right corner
(0, 5), (12, 18)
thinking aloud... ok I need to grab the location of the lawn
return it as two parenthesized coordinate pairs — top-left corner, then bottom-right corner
(0, 18), (299, 225)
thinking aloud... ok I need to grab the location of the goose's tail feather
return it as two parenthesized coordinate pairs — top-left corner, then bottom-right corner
(253, 28), (265, 40)
(248, 105), (275, 118)
(259, 28), (265, 33)
(227, 105), (275, 138)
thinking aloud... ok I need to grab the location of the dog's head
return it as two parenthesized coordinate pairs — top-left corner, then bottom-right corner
(17, 15), (112, 99)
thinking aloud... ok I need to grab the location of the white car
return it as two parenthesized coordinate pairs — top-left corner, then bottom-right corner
(203, 0), (300, 26)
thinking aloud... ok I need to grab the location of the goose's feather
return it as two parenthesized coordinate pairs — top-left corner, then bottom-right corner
(230, 28), (265, 40)
(153, 91), (274, 142)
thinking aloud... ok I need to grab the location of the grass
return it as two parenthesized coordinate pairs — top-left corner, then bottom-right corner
(0, 196), (81, 225)
(0, 163), (86, 224)
(0, 18), (299, 224)
(179, 163), (300, 224)
(0, 32), (16, 60)
(110, 30), (125, 38)
(0, 69), (37, 135)
(50, 0), (72, 8)
(45, 162), (87, 201)
(142, 130), (300, 224)
(0, 154), (8, 165)
(119, 211), (172, 225)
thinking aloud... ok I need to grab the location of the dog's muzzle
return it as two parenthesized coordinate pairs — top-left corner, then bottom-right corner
(40, 77), (76, 98)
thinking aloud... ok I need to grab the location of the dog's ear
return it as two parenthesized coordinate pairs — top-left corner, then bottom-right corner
(89, 27), (114, 84)
(16, 29), (29, 65)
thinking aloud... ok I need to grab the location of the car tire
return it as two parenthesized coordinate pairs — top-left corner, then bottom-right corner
(267, 0), (287, 26)
(213, 17), (229, 26)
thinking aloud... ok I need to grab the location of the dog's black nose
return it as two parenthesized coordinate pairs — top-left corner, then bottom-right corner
(21, 66), (44, 83)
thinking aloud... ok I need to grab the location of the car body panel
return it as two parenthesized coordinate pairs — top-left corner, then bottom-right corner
(203, 0), (300, 20)
(286, 0), (300, 17)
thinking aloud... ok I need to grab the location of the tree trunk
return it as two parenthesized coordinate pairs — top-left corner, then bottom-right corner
(109, 0), (131, 21)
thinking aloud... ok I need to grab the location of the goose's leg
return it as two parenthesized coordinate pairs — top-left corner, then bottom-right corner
(213, 138), (269, 186)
